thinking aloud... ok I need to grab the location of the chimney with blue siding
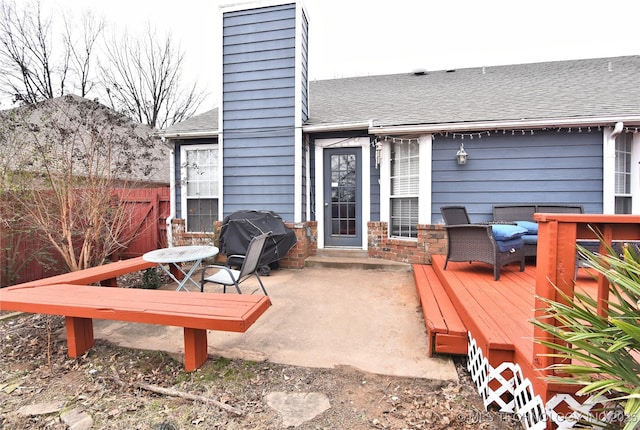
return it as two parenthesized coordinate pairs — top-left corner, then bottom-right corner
(220, 1), (308, 222)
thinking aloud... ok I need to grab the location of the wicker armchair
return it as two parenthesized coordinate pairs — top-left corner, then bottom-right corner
(441, 206), (525, 281)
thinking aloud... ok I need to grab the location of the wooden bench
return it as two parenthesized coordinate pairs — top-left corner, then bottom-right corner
(13, 256), (157, 288)
(0, 283), (271, 371)
(412, 264), (467, 356)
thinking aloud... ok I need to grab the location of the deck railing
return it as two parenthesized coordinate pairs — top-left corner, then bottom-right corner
(532, 213), (640, 376)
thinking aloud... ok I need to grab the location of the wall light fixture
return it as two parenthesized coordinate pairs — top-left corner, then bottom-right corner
(456, 143), (468, 165)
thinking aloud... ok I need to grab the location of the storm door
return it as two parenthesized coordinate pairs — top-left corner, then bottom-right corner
(323, 148), (362, 247)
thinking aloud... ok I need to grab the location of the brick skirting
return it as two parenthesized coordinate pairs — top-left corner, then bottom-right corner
(367, 222), (446, 265)
(171, 219), (445, 267)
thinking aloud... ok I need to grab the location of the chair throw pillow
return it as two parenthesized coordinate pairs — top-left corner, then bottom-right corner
(491, 224), (528, 241)
(515, 220), (538, 235)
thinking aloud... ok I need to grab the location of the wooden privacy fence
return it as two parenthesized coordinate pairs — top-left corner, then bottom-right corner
(0, 187), (170, 287)
(116, 187), (171, 259)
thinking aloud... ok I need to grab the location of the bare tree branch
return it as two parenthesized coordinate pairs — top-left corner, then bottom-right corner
(0, 0), (61, 103)
(0, 1), (206, 127)
(63, 12), (103, 98)
(101, 25), (207, 128)
(0, 0), (104, 105)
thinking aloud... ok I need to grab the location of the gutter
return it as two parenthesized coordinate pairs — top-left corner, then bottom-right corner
(367, 116), (640, 135)
(302, 121), (372, 133)
(158, 117), (637, 142)
(160, 130), (219, 139)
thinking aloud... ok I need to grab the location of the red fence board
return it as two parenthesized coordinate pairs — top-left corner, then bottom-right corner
(0, 187), (170, 286)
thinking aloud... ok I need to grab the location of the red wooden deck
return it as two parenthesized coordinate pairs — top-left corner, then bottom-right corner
(416, 214), (640, 429)
(427, 257), (595, 372)
(415, 256), (601, 428)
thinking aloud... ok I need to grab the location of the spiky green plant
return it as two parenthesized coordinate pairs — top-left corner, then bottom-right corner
(532, 240), (640, 429)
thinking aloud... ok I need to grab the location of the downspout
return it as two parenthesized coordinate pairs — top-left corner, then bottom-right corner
(610, 121), (624, 139)
(164, 137), (176, 247)
(603, 122), (624, 214)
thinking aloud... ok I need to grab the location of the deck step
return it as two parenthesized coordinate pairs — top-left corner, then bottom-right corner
(431, 255), (518, 366)
(412, 264), (467, 356)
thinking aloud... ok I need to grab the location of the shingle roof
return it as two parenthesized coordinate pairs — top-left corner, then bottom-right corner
(4, 94), (169, 184)
(162, 55), (640, 136)
(161, 109), (218, 137)
(307, 56), (640, 128)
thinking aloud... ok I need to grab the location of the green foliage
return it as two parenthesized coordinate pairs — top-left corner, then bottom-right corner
(141, 267), (160, 290)
(533, 240), (640, 429)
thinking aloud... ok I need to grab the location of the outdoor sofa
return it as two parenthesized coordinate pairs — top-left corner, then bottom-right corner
(492, 204), (584, 258)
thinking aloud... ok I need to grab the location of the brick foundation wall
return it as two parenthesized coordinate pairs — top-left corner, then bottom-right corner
(171, 219), (444, 267)
(368, 222), (446, 265)
(171, 219), (220, 248)
(278, 221), (317, 269)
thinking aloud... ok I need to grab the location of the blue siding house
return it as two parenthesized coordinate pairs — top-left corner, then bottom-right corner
(161, 0), (640, 264)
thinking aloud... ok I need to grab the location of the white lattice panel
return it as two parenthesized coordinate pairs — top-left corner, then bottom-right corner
(467, 334), (488, 397)
(466, 332), (516, 412)
(546, 393), (624, 429)
(465, 332), (627, 429)
(484, 362), (518, 413)
(512, 366), (546, 430)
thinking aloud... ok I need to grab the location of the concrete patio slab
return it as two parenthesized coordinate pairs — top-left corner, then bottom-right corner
(93, 267), (458, 381)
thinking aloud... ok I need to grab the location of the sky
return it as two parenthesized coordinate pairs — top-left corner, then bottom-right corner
(50, 0), (640, 114)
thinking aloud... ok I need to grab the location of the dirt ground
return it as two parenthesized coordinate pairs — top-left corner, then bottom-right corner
(0, 271), (523, 429)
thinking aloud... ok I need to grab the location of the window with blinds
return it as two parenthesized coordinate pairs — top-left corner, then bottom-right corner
(390, 141), (419, 238)
(182, 145), (219, 232)
(615, 133), (632, 214)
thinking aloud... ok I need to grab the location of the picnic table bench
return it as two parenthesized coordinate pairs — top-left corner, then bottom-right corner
(1, 257), (271, 371)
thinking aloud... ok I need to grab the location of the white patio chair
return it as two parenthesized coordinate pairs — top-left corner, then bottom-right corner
(199, 231), (272, 295)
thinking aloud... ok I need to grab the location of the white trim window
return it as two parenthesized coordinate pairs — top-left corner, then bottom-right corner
(615, 133), (632, 214)
(390, 140), (419, 238)
(181, 144), (219, 232)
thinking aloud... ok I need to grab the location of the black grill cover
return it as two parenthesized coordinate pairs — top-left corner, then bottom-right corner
(219, 210), (297, 267)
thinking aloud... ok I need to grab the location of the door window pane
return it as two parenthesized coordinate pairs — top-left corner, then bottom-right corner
(330, 154), (356, 235)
